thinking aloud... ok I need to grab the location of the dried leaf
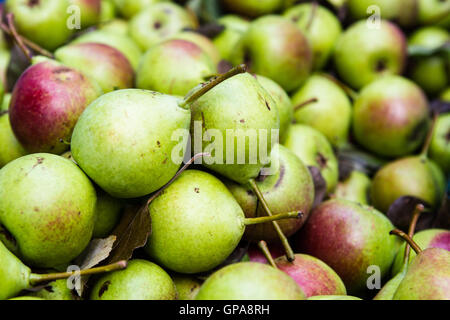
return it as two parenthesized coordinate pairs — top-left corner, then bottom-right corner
(338, 146), (387, 180)
(386, 196), (435, 232)
(6, 44), (30, 90)
(308, 166), (327, 209)
(106, 203), (152, 264)
(73, 235), (117, 296)
(430, 100), (450, 115)
(432, 194), (450, 230)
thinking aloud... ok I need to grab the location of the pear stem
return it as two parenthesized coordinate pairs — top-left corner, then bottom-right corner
(294, 98), (318, 112)
(6, 14), (31, 62)
(403, 204), (425, 267)
(319, 73), (359, 101)
(390, 229), (423, 255)
(244, 211), (301, 225)
(258, 240), (278, 269)
(179, 64), (247, 109)
(420, 112), (438, 158)
(248, 179), (296, 262)
(29, 260), (127, 286)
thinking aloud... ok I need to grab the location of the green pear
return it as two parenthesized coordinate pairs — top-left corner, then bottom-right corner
(212, 15), (250, 62)
(145, 170), (299, 274)
(0, 154), (97, 268)
(9, 297), (45, 300)
(195, 262), (306, 300)
(408, 27), (449, 95)
(417, 0), (450, 25)
(255, 75), (293, 143)
(71, 89), (191, 198)
(334, 20), (407, 89)
(371, 156), (446, 213)
(92, 190), (124, 238)
(54, 42), (135, 93)
(225, 145), (314, 242)
(222, 0), (284, 18)
(170, 31), (221, 66)
(429, 113), (450, 174)
(0, 110), (27, 169)
(90, 259), (177, 300)
(290, 74), (352, 147)
(353, 76), (430, 158)
(284, 124), (338, 193)
(136, 39), (217, 96)
(391, 229), (450, 277)
(99, 19), (129, 35)
(0, 240), (126, 300)
(6, 0), (74, 51)
(71, 0), (101, 28)
(113, 0), (163, 19)
(308, 295), (362, 300)
(129, 2), (198, 51)
(72, 30), (142, 70)
(334, 170), (371, 205)
(172, 275), (202, 300)
(230, 15), (312, 92)
(0, 92), (10, 112)
(0, 50), (10, 94)
(284, 3), (342, 70)
(30, 279), (78, 300)
(100, 0), (117, 22)
(442, 88), (450, 101)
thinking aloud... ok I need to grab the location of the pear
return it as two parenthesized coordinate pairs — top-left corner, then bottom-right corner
(334, 20), (407, 89)
(172, 275), (202, 300)
(390, 231), (450, 300)
(0, 93), (11, 112)
(255, 75), (293, 143)
(0, 240), (127, 300)
(93, 190), (124, 238)
(247, 242), (284, 263)
(54, 43), (135, 93)
(296, 199), (400, 294)
(170, 31), (221, 66)
(284, 124), (339, 193)
(113, 0), (162, 19)
(408, 27), (449, 95)
(9, 297), (45, 300)
(430, 113), (450, 174)
(71, 0), (101, 28)
(72, 30), (142, 70)
(371, 157), (446, 214)
(5, 0), (74, 50)
(99, 19), (129, 35)
(290, 74), (352, 147)
(212, 15), (250, 62)
(222, 0), (284, 18)
(0, 154), (97, 268)
(0, 110), (27, 169)
(100, 0), (117, 22)
(417, 0), (450, 26)
(9, 60), (102, 154)
(334, 170), (371, 205)
(284, 3), (342, 70)
(195, 262), (306, 300)
(129, 2), (198, 51)
(230, 15), (312, 92)
(352, 76), (430, 158)
(29, 279), (78, 300)
(275, 254), (347, 298)
(308, 295), (362, 300)
(225, 145), (314, 242)
(90, 259), (177, 300)
(144, 170), (300, 274)
(136, 39), (217, 96)
(391, 229), (450, 277)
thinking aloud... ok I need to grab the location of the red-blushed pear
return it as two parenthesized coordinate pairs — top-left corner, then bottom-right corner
(247, 242), (284, 263)
(195, 262), (306, 300)
(334, 20), (407, 90)
(5, 0), (74, 51)
(9, 60), (102, 154)
(230, 15), (312, 93)
(391, 229), (450, 276)
(284, 3), (342, 70)
(136, 39), (217, 96)
(71, 0), (101, 28)
(296, 199), (400, 295)
(308, 295), (362, 300)
(225, 145), (314, 243)
(170, 31), (221, 66)
(290, 74), (352, 148)
(352, 76), (430, 158)
(222, 0), (284, 18)
(129, 2), (198, 51)
(54, 42), (135, 93)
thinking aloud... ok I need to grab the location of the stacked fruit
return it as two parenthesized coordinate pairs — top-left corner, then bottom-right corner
(0, 0), (449, 301)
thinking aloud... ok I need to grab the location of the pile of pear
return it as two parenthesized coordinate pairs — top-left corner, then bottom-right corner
(0, 0), (449, 301)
